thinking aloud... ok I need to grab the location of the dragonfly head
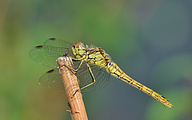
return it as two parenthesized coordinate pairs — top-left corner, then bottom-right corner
(75, 42), (84, 48)
(72, 42), (85, 58)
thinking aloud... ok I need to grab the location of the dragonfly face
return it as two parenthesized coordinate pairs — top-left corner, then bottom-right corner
(71, 42), (86, 59)
(29, 38), (174, 108)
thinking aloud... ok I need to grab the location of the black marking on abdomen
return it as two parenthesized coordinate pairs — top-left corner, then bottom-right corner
(114, 72), (120, 77)
(119, 75), (131, 84)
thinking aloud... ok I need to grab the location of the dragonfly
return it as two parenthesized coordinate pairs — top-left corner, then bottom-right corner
(29, 38), (174, 108)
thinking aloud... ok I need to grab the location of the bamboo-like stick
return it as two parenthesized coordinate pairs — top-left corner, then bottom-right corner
(57, 57), (88, 120)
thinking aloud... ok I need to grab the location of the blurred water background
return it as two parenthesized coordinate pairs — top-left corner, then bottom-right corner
(0, 0), (192, 120)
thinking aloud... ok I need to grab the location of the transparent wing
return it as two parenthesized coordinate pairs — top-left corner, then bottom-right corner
(43, 38), (73, 48)
(76, 61), (110, 92)
(38, 61), (110, 91)
(39, 69), (64, 89)
(29, 38), (74, 67)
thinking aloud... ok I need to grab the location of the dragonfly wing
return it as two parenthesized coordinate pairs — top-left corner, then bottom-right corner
(43, 38), (75, 57)
(44, 38), (72, 47)
(76, 61), (110, 92)
(39, 69), (64, 89)
(29, 38), (74, 67)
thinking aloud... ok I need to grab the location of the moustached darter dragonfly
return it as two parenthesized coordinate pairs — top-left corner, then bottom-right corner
(29, 38), (174, 108)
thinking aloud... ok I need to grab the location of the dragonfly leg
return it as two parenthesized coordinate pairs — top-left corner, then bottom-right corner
(72, 89), (81, 97)
(68, 56), (87, 71)
(73, 60), (84, 71)
(80, 63), (96, 90)
(70, 56), (84, 61)
(58, 58), (84, 72)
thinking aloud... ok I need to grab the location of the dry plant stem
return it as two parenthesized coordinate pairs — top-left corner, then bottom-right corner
(57, 57), (88, 120)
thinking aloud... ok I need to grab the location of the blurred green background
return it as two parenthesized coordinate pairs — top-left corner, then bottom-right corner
(1, 0), (192, 120)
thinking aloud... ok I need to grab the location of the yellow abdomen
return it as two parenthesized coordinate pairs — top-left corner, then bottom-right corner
(106, 62), (174, 108)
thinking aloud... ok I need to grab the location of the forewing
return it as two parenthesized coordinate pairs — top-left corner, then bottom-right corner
(43, 38), (75, 57)
(44, 38), (72, 47)
(76, 61), (110, 92)
(39, 69), (64, 89)
(29, 38), (74, 67)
